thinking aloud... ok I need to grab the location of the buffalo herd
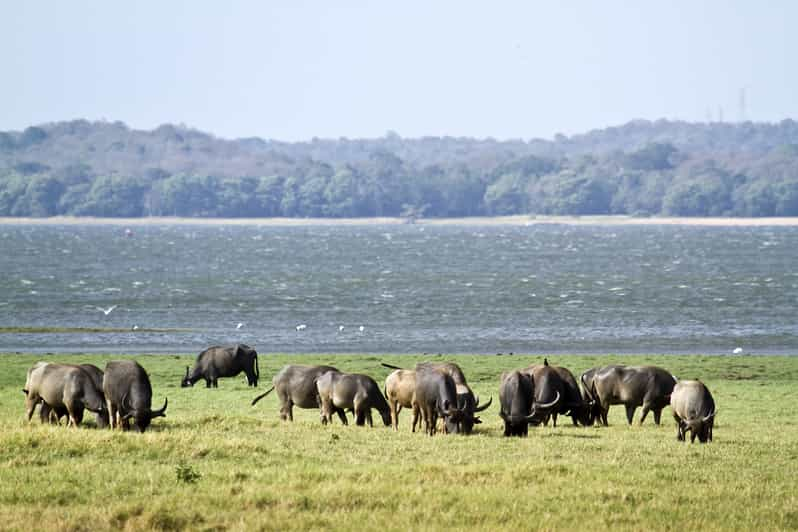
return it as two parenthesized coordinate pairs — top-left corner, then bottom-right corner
(21, 345), (717, 443)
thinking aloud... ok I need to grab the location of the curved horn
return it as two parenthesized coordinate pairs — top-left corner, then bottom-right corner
(702, 410), (717, 422)
(534, 391), (560, 411)
(150, 397), (168, 418)
(251, 386), (274, 406)
(381, 362), (402, 370)
(185, 366), (190, 378)
(474, 396), (493, 412)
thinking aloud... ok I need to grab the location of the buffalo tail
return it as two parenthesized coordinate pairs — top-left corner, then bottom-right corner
(251, 386), (274, 406)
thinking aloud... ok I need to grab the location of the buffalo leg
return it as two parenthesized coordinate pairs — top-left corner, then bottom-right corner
(336, 408), (348, 425)
(25, 395), (39, 422)
(106, 400), (116, 429)
(625, 404), (636, 425)
(552, 413), (558, 428)
(411, 404), (420, 433)
(388, 399), (399, 430)
(366, 410), (373, 427)
(652, 408), (662, 425)
(673, 413), (684, 441)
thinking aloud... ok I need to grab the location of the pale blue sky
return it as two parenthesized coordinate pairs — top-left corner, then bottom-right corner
(2, 2), (796, 141)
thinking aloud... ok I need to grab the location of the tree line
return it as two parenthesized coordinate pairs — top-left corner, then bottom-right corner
(1, 119), (798, 217)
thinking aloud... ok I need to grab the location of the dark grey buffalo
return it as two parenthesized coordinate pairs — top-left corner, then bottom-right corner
(585, 365), (676, 426)
(670, 380), (716, 443)
(251, 365), (346, 423)
(316, 371), (391, 427)
(523, 360), (592, 427)
(498, 371), (538, 437)
(23, 362), (107, 428)
(182, 344), (259, 388)
(104, 360), (167, 432)
(384, 361), (492, 434)
(39, 364), (109, 428)
(580, 364), (623, 424)
(413, 369), (465, 436)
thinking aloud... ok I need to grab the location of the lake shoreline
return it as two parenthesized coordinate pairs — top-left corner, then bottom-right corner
(2, 215), (798, 226)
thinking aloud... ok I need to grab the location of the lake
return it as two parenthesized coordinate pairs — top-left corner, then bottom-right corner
(1, 222), (796, 354)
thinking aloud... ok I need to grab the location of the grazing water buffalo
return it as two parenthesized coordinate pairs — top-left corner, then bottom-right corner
(104, 360), (167, 432)
(251, 365), (346, 423)
(586, 365), (676, 426)
(385, 361), (492, 434)
(182, 344), (259, 388)
(519, 364), (565, 427)
(670, 380), (716, 443)
(316, 372), (391, 427)
(523, 360), (592, 427)
(39, 364), (109, 428)
(23, 363), (107, 428)
(384, 369), (420, 431)
(499, 371), (539, 437)
(414, 370), (465, 436)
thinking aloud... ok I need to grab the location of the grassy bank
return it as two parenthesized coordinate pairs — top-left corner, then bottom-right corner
(1, 353), (797, 531)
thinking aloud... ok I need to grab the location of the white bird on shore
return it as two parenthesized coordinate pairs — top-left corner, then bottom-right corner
(236, 323), (244, 330)
(733, 347), (743, 354)
(296, 324), (307, 331)
(132, 325), (139, 331)
(96, 305), (117, 315)
(359, 325), (365, 332)
(338, 325), (345, 332)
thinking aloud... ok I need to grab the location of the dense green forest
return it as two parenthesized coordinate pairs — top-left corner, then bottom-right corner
(1, 118), (798, 217)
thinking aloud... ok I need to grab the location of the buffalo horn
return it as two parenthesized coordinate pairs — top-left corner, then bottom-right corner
(534, 391), (560, 411)
(150, 397), (168, 418)
(702, 410), (717, 422)
(474, 396), (493, 412)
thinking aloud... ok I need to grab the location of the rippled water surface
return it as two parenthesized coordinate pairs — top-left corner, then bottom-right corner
(1, 223), (797, 354)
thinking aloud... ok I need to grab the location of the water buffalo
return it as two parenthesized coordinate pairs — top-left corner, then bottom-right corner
(316, 371), (391, 427)
(384, 369), (420, 431)
(580, 364), (623, 424)
(523, 360), (592, 427)
(385, 361), (492, 434)
(499, 371), (538, 437)
(519, 364), (568, 427)
(39, 364), (109, 428)
(251, 365), (346, 423)
(23, 362), (107, 428)
(182, 344), (259, 388)
(670, 380), (716, 443)
(587, 365), (676, 426)
(104, 360), (167, 432)
(413, 369), (465, 436)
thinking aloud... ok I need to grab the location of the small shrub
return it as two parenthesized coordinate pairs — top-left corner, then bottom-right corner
(175, 463), (201, 484)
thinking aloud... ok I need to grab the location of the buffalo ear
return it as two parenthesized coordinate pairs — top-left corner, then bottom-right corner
(184, 366), (189, 378)
(473, 417), (482, 424)
(22, 389), (28, 394)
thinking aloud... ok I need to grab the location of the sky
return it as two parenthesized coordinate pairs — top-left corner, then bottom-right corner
(2, 2), (796, 142)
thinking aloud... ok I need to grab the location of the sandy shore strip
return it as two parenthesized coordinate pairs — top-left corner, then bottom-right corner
(1, 215), (798, 226)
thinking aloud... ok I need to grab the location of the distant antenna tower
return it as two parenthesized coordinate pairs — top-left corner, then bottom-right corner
(738, 87), (747, 122)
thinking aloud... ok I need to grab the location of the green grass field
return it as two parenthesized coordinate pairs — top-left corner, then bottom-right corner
(1, 352), (796, 531)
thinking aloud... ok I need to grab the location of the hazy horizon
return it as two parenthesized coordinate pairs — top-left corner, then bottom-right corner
(3, 2), (797, 142)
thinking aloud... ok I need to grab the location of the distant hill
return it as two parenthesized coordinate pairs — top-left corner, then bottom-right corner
(1, 118), (797, 217)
